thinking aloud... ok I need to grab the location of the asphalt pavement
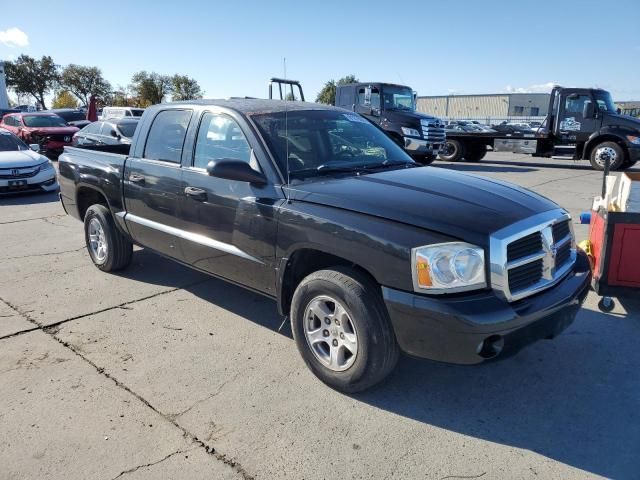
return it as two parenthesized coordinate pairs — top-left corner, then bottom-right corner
(1, 153), (638, 480)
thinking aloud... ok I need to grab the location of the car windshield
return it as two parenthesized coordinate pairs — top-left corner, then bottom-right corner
(382, 86), (414, 111)
(117, 121), (138, 138)
(251, 110), (414, 180)
(0, 130), (29, 151)
(594, 91), (617, 112)
(55, 111), (85, 122)
(23, 115), (68, 128)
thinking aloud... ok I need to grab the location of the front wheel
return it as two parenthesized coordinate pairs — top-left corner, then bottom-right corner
(589, 141), (625, 171)
(84, 204), (133, 272)
(290, 267), (399, 393)
(438, 139), (465, 162)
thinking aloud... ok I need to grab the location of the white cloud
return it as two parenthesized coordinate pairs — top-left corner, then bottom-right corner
(504, 82), (559, 94)
(0, 27), (29, 48)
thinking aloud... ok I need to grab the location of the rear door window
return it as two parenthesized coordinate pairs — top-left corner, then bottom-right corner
(144, 110), (192, 163)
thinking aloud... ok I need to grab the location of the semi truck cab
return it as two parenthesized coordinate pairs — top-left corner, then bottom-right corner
(335, 82), (446, 164)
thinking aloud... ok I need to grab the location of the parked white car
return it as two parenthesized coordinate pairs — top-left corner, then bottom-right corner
(99, 107), (145, 120)
(0, 128), (58, 194)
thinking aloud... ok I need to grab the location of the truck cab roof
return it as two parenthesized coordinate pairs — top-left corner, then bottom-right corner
(165, 98), (346, 115)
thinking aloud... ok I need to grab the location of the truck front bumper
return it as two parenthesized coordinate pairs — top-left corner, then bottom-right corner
(382, 251), (591, 365)
(404, 137), (442, 155)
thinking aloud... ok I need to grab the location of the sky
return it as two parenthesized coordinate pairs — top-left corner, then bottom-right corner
(1, 0), (639, 105)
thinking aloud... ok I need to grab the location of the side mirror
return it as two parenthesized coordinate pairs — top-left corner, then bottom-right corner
(582, 100), (595, 119)
(206, 158), (267, 185)
(29, 144), (40, 152)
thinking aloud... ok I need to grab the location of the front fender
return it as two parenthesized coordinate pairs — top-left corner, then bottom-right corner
(275, 201), (456, 308)
(582, 127), (636, 159)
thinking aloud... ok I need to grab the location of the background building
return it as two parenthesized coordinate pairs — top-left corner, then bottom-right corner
(616, 101), (640, 117)
(417, 93), (550, 120)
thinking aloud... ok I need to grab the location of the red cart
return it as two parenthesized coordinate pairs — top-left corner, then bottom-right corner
(589, 208), (640, 311)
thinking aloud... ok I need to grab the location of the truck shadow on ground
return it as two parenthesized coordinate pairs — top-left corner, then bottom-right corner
(440, 158), (632, 173)
(118, 249), (638, 479)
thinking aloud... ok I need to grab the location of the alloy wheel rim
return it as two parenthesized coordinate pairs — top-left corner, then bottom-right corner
(303, 295), (358, 372)
(595, 146), (617, 167)
(88, 218), (108, 264)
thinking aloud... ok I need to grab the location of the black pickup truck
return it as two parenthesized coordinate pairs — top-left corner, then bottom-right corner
(58, 99), (591, 392)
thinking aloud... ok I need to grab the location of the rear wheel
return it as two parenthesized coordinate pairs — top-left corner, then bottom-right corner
(290, 267), (399, 393)
(84, 204), (132, 272)
(589, 141), (625, 171)
(439, 139), (465, 162)
(464, 145), (487, 162)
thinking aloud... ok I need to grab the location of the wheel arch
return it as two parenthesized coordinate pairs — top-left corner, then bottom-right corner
(76, 184), (110, 221)
(277, 247), (380, 316)
(582, 133), (629, 161)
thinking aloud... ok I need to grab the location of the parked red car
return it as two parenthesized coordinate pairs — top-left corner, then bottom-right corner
(0, 112), (79, 158)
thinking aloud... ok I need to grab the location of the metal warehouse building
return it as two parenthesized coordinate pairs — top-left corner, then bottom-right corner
(416, 93), (550, 120)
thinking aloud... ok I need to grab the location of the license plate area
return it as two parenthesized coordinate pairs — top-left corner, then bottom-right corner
(8, 180), (28, 188)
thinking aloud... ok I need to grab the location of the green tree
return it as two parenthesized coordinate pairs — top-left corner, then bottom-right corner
(129, 71), (172, 106)
(52, 90), (79, 109)
(58, 64), (111, 106)
(171, 74), (203, 101)
(315, 75), (358, 105)
(4, 55), (59, 109)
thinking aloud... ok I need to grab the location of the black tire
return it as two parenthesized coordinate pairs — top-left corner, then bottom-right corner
(290, 267), (399, 393)
(464, 145), (487, 162)
(598, 297), (615, 313)
(589, 141), (625, 171)
(84, 204), (132, 272)
(438, 139), (465, 162)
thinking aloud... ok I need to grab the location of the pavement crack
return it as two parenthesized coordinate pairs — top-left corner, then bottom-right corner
(0, 246), (85, 261)
(440, 473), (486, 480)
(0, 214), (66, 225)
(528, 171), (594, 188)
(111, 447), (193, 479)
(0, 326), (41, 341)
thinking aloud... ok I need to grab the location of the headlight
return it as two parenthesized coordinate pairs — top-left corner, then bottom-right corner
(401, 127), (421, 138)
(626, 135), (640, 145)
(412, 242), (486, 293)
(39, 161), (54, 172)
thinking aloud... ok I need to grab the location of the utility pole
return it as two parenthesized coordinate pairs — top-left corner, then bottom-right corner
(0, 61), (9, 109)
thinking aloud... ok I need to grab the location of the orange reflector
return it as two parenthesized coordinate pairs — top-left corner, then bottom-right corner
(416, 260), (432, 287)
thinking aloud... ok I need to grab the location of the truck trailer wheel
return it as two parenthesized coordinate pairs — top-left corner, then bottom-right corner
(464, 145), (487, 162)
(589, 142), (625, 171)
(290, 267), (399, 393)
(84, 204), (133, 272)
(439, 140), (465, 162)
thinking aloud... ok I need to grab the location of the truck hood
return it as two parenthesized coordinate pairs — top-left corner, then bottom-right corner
(603, 112), (640, 132)
(288, 167), (559, 245)
(382, 109), (442, 125)
(0, 149), (48, 168)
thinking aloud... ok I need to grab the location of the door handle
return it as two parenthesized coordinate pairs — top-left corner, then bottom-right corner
(129, 173), (145, 184)
(184, 186), (207, 202)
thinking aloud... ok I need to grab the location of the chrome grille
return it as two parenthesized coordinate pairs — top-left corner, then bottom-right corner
(489, 209), (576, 302)
(420, 119), (446, 145)
(0, 165), (40, 179)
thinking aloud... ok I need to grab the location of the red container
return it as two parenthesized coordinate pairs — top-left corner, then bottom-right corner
(589, 208), (640, 297)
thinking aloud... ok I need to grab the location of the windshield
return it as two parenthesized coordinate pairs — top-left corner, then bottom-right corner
(382, 86), (414, 111)
(23, 115), (68, 128)
(117, 121), (138, 138)
(0, 130), (28, 151)
(251, 110), (414, 180)
(56, 111), (85, 122)
(594, 91), (617, 112)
